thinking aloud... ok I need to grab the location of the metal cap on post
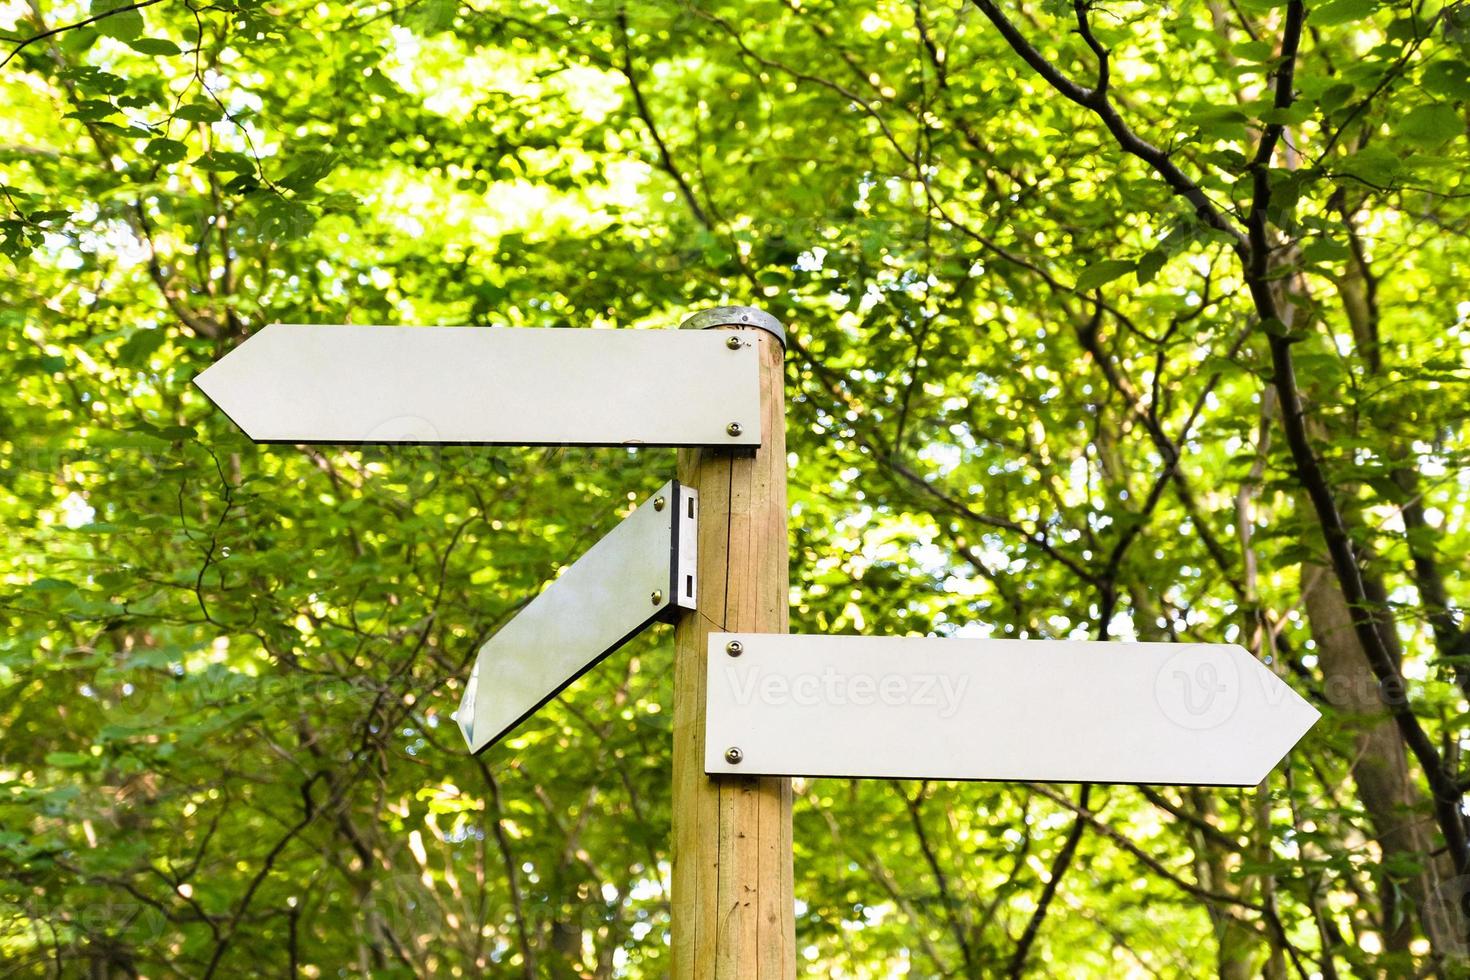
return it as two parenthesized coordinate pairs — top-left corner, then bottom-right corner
(678, 306), (785, 349)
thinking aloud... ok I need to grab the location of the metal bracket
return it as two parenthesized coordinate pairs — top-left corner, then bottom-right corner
(673, 485), (698, 612)
(678, 306), (785, 349)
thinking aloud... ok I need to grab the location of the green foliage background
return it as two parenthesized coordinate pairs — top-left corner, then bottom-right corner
(2, 0), (1469, 975)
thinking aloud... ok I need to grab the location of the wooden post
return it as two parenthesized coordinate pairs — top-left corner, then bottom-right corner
(671, 307), (794, 977)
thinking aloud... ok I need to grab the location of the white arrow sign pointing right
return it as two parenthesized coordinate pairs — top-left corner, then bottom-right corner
(705, 634), (1319, 786)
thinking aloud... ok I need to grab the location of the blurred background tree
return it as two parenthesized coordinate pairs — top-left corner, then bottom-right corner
(2, 0), (1468, 975)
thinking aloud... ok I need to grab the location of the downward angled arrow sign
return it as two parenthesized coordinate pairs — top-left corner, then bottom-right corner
(457, 480), (698, 753)
(705, 634), (1319, 786)
(194, 324), (762, 447)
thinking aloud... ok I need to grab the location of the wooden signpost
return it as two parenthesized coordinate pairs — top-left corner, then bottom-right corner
(197, 306), (1317, 979)
(670, 312), (794, 975)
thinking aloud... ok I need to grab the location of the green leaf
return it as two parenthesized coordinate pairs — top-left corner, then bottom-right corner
(1423, 61), (1470, 100)
(1301, 237), (1351, 264)
(1397, 103), (1463, 147)
(1260, 103), (1312, 126)
(1075, 259), (1134, 291)
(1293, 351), (1345, 386)
(58, 24), (101, 55)
(223, 173), (262, 194)
(44, 751), (93, 768)
(1234, 40), (1275, 63)
(125, 36), (180, 55)
(68, 67), (128, 95)
(124, 420), (167, 440)
(1135, 249), (1168, 285)
(279, 150), (336, 193)
(1446, 2), (1470, 46)
(175, 101), (223, 123)
(1186, 103), (1249, 140)
(1, 224), (36, 258)
(89, 0), (144, 40)
(66, 99), (121, 122)
(404, 0), (457, 34)
(74, 522), (120, 534)
(1316, 81), (1357, 114)
(1312, 0), (1379, 27)
(195, 150), (255, 174)
(144, 138), (188, 163)
(255, 197), (314, 240)
(28, 578), (77, 593)
(1338, 144), (1401, 185)
(118, 327), (166, 366)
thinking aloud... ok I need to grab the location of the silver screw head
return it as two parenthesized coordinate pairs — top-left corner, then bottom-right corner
(650, 590), (663, 605)
(724, 746), (743, 765)
(653, 497), (666, 511)
(726, 422), (743, 437)
(725, 335), (742, 350)
(725, 640), (743, 657)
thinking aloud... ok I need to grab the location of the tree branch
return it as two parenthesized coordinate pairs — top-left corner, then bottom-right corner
(1006, 783), (1090, 977)
(1, 0), (170, 70)
(967, 0), (1246, 248)
(615, 10), (712, 229)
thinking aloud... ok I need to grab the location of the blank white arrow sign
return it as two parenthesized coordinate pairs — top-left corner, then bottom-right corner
(458, 481), (698, 753)
(193, 324), (762, 447)
(705, 634), (1318, 786)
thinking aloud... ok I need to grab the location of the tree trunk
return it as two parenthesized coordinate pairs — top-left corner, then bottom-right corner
(1301, 558), (1448, 953)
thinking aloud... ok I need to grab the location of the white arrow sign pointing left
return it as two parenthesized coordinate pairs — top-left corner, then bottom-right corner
(457, 480), (698, 753)
(705, 633), (1318, 786)
(194, 324), (762, 447)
